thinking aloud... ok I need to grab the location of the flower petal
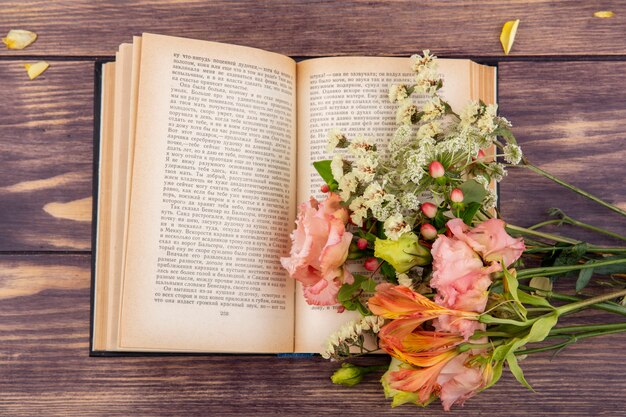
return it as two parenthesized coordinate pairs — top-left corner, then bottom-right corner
(24, 61), (50, 80)
(593, 11), (614, 18)
(500, 19), (520, 55)
(2, 29), (37, 50)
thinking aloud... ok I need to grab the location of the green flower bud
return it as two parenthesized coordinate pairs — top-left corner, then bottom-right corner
(374, 232), (432, 274)
(330, 363), (365, 386)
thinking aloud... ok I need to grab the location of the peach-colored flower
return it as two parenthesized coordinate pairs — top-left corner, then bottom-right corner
(384, 353), (456, 405)
(281, 193), (353, 305)
(447, 218), (525, 267)
(437, 353), (491, 411)
(368, 283), (478, 322)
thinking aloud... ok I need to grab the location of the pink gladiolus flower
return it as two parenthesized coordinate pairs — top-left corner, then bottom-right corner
(447, 218), (525, 267)
(281, 193), (353, 305)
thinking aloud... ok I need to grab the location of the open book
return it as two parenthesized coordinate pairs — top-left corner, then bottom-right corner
(91, 33), (495, 354)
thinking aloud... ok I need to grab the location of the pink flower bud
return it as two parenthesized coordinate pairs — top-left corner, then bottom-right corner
(450, 188), (464, 203)
(364, 258), (379, 271)
(428, 161), (445, 178)
(477, 149), (486, 159)
(320, 184), (330, 193)
(420, 223), (438, 240)
(420, 202), (438, 219)
(357, 238), (368, 250)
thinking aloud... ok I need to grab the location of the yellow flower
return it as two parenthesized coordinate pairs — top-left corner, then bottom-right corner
(374, 232), (431, 273)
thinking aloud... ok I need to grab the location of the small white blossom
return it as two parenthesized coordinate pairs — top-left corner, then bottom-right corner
(399, 192), (421, 211)
(353, 153), (379, 183)
(416, 121), (442, 142)
(388, 84), (410, 103)
(421, 96), (445, 121)
(371, 203), (394, 222)
(331, 154), (345, 182)
(460, 101), (480, 126)
(503, 143), (523, 165)
(396, 99), (418, 125)
(410, 50), (437, 74)
(347, 135), (376, 156)
(320, 316), (385, 359)
(414, 67), (441, 95)
(326, 129), (347, 153)
(476, 104), (498, 136)
(337, 171), (358, 201)
(349, 197), (368, 227)
(405, 150), (427, 184)
(474, 174), (491, 190)
(483, 188), (498, 210)
(388, 125), (413, 157)
(383, 213), (412, 240)
(487, 162), (507, 182)
(396, 273), (413, 289)
(363, 182), (386, 209)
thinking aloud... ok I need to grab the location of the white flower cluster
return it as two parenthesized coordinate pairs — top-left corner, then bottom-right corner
(503, 143), (523, 165)
(327, 131), (380, 202)
(321, 315), (386, 359)
(388, 84), (410, 103)
(321, 49), (523, 240)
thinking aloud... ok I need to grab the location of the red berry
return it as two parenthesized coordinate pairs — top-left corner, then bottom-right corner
(420, 223), (438, 240)
(421, 202), (438, 219)
(450, 188), (464, 203)
(364, 258), (379, 271)
(428, 161), (445, 178)
(320, 184), (330, 193)
(357, 238), (368, 250)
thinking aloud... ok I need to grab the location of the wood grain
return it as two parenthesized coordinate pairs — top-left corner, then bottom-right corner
(499, 61), (626, 244)
(1, 254), (625, 416)
(0, 61), (93, 251)
(0, 1), (625, 58)
(3, 2), (626, 415)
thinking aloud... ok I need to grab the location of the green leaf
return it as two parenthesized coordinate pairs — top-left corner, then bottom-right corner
(576, 267), (594, 293)
(482, 360), (504, 391)
(517, 290), (553, 308)
(458, 179), (487, 204)
(525, 313), (559, 344)
(337, 274), (367, 303)
(503, 267), (526, 320)
(506, 353), (534, 391)
(356, 301), (371, 316)
(313, 160), (339, 191)
(360, 277), (377, 292)
(591, 255), (626, 275)
(380, 262), (398, 283)
(460, 202), (482, 225)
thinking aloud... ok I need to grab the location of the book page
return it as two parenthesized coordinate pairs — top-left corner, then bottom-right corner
(120, 34), (297, 352)
(294, 57), (472, 352)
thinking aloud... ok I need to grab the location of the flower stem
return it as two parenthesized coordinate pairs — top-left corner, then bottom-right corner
(516, 324), (626, 356)
(518, 284), (626, 317)
(516, 257), (626, 280)
(554, 288), (626, 316)
(531, 210), (626, 243)
(549, 322), (626, 335)
(521, 163), (626, 218)
(506, 224), (580, 245)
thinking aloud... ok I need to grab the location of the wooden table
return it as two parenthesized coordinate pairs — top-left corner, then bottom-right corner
(2, 2), (626, 415)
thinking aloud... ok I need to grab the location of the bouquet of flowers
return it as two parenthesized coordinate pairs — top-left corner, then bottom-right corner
(281, 51), (626, 410)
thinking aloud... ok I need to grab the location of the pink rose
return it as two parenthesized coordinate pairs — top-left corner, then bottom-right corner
(447, 218), (525, 267)
(281, 193), (353, 305)
(436, 353), (488, 411)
